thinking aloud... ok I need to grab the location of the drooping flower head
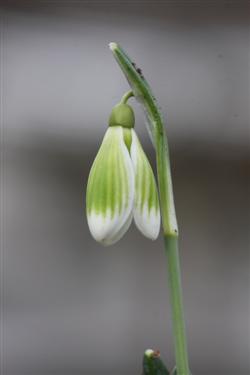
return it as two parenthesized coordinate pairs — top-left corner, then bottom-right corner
(86, 93), (160, 245)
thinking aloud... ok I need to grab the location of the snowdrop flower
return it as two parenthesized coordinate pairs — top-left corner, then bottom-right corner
(86, 94), (160, 245)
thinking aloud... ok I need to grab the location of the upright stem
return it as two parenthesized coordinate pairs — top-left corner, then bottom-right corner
(156, 127), (190, 375)
(164, 236), (190, 375)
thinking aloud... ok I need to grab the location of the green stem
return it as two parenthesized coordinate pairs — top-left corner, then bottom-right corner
(121, 90), (134, 104)
(109, 42), (191, 375)
(164, 236), (190, 375)
(155, 114), (190, 375)
(155, 117), (190, 375)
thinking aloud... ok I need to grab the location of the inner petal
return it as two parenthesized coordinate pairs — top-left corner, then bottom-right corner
(130, 129), (160, 240)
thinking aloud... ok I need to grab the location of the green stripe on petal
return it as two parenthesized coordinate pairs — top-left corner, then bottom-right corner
(130, 129), (160, 240)
(86, 126), (134, 245)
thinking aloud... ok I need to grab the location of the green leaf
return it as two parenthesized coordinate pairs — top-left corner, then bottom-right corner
(142, 349), (170, 375)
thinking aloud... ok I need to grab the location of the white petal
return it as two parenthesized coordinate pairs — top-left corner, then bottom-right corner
(86, 127), (134, 245)
(130, 129), (160, 240)
(101, 211), (133, 246)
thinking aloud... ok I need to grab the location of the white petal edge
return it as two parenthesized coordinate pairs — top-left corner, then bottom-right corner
(130, 129), (160, 240)
(133, 204), (160, 240)
(87, 127), (135, 245)
(101, 211), (133, 246)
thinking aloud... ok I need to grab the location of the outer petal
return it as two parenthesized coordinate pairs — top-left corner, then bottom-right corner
(103, 211), (133, 246)
(130, 129), (160, 240)
(86, 126), (134, 245)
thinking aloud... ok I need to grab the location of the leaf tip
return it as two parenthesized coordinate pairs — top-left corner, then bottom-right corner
(109, 42), (118, 51)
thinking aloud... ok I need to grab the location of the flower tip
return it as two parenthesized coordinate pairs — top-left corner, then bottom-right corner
(87, 211), (133, 247)
(134, 208), (160, 241)
(109, 42), (118, 51)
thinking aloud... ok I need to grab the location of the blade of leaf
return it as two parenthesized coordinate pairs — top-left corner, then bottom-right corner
(109, 42), (165, 148)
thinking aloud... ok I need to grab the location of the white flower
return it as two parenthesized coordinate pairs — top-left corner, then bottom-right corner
(86, 100), (160, 245)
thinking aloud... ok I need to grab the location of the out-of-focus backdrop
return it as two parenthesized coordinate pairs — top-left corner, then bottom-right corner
(1, 1), (249, 374)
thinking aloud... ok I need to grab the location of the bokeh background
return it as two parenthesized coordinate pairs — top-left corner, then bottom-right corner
(1, 1), (250, 374)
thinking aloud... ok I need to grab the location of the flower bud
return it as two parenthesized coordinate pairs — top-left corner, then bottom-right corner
(86, 98), (160, 245)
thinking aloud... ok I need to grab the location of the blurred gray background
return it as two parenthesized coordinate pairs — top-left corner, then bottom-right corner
(1, 1), (250, 374)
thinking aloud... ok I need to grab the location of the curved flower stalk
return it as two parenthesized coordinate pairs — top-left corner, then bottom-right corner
(86, 94), (160, 245)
